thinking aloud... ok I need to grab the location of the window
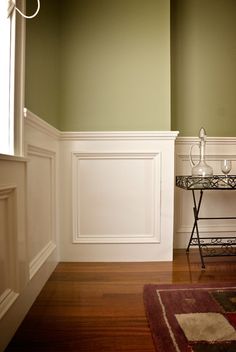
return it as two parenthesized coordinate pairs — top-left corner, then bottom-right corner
(0, 0), (40, 156)
(0, 0), (25, 156)
(0, 0), (15, 155)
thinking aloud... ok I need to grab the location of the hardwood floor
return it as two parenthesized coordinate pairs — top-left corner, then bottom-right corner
(5, 250), (236, 351)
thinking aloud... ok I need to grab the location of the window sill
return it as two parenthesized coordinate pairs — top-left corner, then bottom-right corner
(0, 153), (28, 162)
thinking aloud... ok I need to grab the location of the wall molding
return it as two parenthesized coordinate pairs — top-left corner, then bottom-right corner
(27, 143), (57, 160)
(72, 151), (161, 243)
(24, 109), (60, 140)
(25, 110), (236, 144)
(0, 289), (19, 320)
(177, 154), (236, 162)
(27, 144), (57, 278)
(29, 241), (57, 280)
(0, 154), (28, 163)
(0, 184), (16, 197)
(25, 108), (179, 142)
(0, 185), (19, 320)
(176, 224), (236, 234)
(62, 131), (179, 141)
(176, 136), (236, 145)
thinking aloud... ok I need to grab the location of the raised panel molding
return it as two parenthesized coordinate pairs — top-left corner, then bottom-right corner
(72, 152), (161, 243)
(0, 185), (19, 319)
(60, 130), (177, 261)
(27, 145), (57, 278)
(0, 185), (16, 198)
(27, 144), (57, 160)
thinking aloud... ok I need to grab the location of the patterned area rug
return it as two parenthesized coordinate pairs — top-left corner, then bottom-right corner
(143, 283), (236, 352)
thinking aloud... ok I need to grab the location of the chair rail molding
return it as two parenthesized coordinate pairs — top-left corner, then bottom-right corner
(61, 130), (179, 141)
(24, 109), (60, 140)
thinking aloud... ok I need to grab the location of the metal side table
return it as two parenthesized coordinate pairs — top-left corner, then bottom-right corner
(176, 175), (236, 268)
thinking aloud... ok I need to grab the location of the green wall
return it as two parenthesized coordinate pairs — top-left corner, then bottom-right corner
(25, 0), (60, 129)
(59, 0), (170, 131)
(171, 0), (236, 136)
(25, 0), (171, 131)
(26, 0), (236, 135)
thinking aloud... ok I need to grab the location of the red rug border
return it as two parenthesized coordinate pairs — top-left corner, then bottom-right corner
(143, 282), (236, 352)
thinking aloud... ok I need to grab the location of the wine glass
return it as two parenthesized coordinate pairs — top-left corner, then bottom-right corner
(221, 160), (232, 183)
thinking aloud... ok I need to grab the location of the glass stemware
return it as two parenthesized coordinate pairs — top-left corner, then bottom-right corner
(221, 160), (232, 183)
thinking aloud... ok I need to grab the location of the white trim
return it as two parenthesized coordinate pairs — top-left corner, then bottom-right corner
(174, 231), (236, 249)
(27, 144), (57, 278)
(29, 241), (56, 280)
(0, 184), (16, 195)
(176, 136), (236, 145)
(176, 154), (236, 162)
(24, 109), (60, 140)
(27, 143), (57, 159)
(23, 111), (236, 144)
(72, 151), (161, 243)
(0, 184), (19, 319)
(0, 153), (27, 162)
(14, 0), (26, 156)
(25, 109), (179, 141)
(0, 256), (57, 352)
(0, 289), (19, 320)
(177, 225), (236, 234)
(61, 130), (179, 141)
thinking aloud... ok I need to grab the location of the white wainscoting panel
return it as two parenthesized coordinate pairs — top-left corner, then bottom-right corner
(72, 152), (161, 243)
(25, 109), (59, 279)
(26, 143), (57, 279)
(174, 137), (236, 248)
(60, 131), (178, 261)
(0, 185), (19, 320)
(0, 156), (29, 351)
(0, 112), (59, 351)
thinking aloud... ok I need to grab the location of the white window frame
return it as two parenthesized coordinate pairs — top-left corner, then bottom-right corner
(0, 0), (25, 157)
(13, 0), (25, 156)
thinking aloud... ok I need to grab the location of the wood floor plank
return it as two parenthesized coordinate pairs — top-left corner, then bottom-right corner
(5, 250), (236, 351)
